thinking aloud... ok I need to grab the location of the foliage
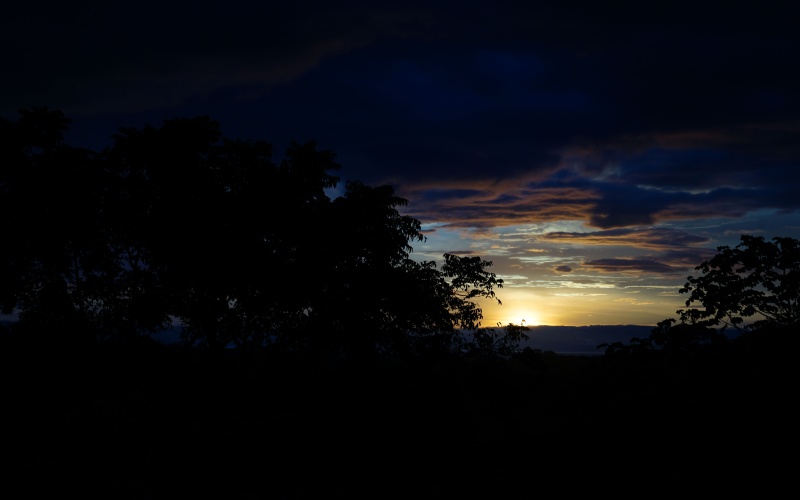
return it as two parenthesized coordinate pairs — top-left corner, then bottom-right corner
(677, 235), (800, 333)
(1, 107), (513, 356)
(601, 234), (800, 358)
(0, 107), (122, 338)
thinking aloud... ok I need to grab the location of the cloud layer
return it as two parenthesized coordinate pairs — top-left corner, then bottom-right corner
(4, 1), (799, 325)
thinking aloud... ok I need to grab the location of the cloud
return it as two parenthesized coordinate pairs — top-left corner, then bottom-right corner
(541, 227), (710, 250)
(405, 119), (796, 233)
(554, 265), (573, 273)
(582, 258), (679, 275)
(398, 177), (600, 229)
(659, 248), (719, 268)
(613, 297), (654, 305)
(562, 124), (800, 193)
(532, 280), (617, 289)
(1, 3), (434, 115)
(6, 0), (799, 240)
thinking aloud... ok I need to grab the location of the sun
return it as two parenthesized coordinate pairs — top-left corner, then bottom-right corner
(477, 294), (548, 328)
(504, 308), (540, 327)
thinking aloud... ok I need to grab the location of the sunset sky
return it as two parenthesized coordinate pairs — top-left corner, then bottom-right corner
(4, 1), (799, 327)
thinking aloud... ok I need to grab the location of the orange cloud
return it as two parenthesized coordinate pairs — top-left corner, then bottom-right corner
(541, 227), (709, 250)
(582, 258), (679, 275)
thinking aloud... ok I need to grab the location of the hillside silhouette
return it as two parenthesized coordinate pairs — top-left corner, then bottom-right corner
(1, 108), (798, 496)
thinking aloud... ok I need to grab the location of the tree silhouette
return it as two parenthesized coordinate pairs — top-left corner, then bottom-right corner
(105, 116), (287, 347)
(0, 107), (118, 342)
(1, 108), (510, 356)
(602, 234), (800, 357)
(265, 180), (505, 355)
(678, 235), (800, 333)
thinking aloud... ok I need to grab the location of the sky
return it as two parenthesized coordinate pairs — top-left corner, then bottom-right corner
(3, 1), (800, 328)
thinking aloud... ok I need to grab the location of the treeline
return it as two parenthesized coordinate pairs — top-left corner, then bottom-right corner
(0, 107), (524, 356)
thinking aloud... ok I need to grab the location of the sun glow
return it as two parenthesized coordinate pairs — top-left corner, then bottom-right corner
(501, 308), (541, 327)
(475, 292), (554, 327)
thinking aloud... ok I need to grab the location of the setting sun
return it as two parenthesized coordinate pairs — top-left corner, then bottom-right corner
(474, 292), (551, 327)
(505, 310), (540, 327)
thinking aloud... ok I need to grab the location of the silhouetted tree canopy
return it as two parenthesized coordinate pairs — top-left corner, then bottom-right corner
(1, 107), (109, 342)
(678, 235), (800, 333)
(602, 234), (800, 357)
(1, 107), (509, 355)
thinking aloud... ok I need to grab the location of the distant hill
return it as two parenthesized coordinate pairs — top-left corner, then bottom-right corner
(515, 324), (654, 355)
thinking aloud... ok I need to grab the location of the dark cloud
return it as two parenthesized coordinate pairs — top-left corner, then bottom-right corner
(4, 1), (799, 238)
(554, 265), (572, 273)
(660, 248), (720, 269)
(400, 181), (599, 229)
(587, 188), (663, 229)
(1, 2), (433, 115)
(562, 124), (800, 194)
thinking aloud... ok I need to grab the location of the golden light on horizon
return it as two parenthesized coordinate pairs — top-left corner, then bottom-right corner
(502, 307), (541, 327)
(477, 295), (547, 327)
(474, 284), (678, 328)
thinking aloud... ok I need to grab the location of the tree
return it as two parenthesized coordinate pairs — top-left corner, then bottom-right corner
(277, 181), (506, 355)
(0, 107), (125, 341)
(103, 115), (507, 353)
(103, 116), (345, 348)
(389, 252), (506, 354)
(677, 235), (800, 333)
(1, 108), (510, 356)
(600, 234), (800, 358)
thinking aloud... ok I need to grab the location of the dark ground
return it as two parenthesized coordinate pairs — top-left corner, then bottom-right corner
(3, 335), (798, 498)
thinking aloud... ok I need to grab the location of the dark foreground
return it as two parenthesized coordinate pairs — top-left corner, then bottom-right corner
(3, 335), (798, 498)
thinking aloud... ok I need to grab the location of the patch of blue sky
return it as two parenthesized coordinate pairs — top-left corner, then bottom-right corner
(408, 224), (470, 260)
